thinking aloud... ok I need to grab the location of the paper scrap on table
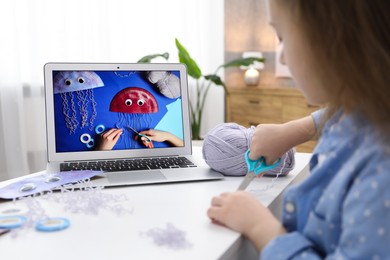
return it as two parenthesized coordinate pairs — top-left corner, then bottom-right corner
(0, 170), (102, 200)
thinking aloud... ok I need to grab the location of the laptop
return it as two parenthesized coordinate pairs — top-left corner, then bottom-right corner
(43, 62), (223, 187)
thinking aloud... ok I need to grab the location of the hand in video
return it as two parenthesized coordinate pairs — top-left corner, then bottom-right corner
(138, 129), (184, 147)
(96, 128), (122, 150)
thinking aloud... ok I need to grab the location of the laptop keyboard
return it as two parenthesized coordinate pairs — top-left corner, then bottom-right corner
(60, 156), (197, 172)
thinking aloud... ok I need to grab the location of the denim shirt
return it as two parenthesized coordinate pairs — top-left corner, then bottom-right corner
(261, 110), (390, 259)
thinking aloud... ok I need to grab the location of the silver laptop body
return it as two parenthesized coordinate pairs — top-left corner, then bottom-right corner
(43, 62), (223, 187)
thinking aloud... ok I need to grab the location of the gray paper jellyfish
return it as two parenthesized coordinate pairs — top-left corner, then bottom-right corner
(147, 71), (180, 99)
(54, 71), (104, 134)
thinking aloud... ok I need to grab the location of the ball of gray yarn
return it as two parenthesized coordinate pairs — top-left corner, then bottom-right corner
(202, 123), (295, 176)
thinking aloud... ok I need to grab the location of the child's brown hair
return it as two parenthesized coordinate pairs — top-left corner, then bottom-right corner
(279, 0), (390, 132)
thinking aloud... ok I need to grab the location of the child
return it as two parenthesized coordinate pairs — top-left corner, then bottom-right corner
(208, 0), (390, 259)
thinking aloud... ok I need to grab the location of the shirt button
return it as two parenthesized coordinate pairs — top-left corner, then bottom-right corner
(285, 202), (295, 213)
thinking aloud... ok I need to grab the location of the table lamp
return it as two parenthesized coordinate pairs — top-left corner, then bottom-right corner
(241, 51), (264, 86)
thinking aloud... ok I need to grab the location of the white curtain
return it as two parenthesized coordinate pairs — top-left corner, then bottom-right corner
(0, 0), (224, 181)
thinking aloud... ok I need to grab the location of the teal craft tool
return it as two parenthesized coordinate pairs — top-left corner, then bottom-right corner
(127, 126), (152, 143)
(237, 150), (281, 190)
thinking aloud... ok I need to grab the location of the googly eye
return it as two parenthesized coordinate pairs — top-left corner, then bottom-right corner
(137, 99), (145, 106)
(77, 77), (85, 84)
(45, 176), (61, 183)
(125, 99), (132, 106)
(65, 79), (72, 86)
(20, 183), (36, 192)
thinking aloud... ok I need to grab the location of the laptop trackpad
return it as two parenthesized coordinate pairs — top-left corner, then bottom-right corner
(106, 170), (167, 184)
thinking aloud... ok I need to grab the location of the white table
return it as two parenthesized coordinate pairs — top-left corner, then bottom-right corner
(0, 146), (311, 260)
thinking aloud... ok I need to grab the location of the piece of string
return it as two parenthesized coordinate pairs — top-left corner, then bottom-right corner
(6, 178), (133, 237)
(140, 222), (192, 250)
(249, 150), (289, 194)
(45, 179), (133, 216)
(5, 180), (193, 248)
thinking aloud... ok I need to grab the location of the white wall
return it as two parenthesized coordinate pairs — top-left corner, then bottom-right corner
(0, 0), (224, 178)
(15, 0), (225, 134)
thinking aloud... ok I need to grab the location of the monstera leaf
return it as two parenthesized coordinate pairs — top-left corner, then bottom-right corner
(175, 38), (202, 79)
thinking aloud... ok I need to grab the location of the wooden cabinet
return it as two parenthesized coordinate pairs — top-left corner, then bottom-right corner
(225, 86), (319, 152)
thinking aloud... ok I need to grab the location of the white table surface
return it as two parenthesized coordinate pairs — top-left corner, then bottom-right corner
(0, 146), (311, 260)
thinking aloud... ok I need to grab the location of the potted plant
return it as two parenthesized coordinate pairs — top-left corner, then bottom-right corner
(138, 38), (265, 140)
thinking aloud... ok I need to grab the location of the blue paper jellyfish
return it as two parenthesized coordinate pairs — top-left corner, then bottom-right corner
(54, 71), (104, 134)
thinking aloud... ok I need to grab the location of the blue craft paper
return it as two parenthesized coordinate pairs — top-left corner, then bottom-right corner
(154, 98), (184, 140)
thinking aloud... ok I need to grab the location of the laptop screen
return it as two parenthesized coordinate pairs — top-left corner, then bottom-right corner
(44, 63), (191, 162)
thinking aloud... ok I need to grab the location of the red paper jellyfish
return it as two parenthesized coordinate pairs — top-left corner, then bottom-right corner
(109, 87), (158, 148)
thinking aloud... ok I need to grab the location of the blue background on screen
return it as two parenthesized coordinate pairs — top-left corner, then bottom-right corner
(53, 70), (183, 152)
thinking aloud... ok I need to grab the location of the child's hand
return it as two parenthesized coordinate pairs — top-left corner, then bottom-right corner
(97, 128), (122, 150)
(249, 115), (317, 165)
(249, 124), (292, 165)
(207, 191), (286, 251)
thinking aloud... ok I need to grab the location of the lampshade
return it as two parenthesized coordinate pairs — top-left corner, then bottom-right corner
(240, 51), (264, 70)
